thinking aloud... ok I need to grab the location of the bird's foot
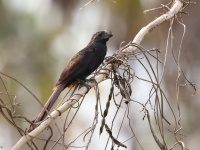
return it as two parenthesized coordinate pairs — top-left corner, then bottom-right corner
(76, 79), (91, 93)
(86, 78), (98, 85)
(76, 79), (97, 93)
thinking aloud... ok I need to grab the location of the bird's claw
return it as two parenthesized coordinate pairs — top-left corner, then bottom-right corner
(77, 79), (97, 93)
(76, 79), (91, 93)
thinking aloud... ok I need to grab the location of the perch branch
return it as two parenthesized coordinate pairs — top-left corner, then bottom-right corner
(11, 0), (184, 149)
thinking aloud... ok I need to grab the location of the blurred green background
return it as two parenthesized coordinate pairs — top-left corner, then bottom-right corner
(0, 0), (200, 149)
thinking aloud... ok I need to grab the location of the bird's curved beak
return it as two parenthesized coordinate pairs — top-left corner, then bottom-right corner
(104, 30), (113, 39)
(106, 30), (113, 37)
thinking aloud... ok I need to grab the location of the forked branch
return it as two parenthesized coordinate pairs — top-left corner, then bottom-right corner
(11, 0), (185, 149)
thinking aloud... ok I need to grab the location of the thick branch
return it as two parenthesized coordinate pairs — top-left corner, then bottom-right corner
(11, 1), (183, 149)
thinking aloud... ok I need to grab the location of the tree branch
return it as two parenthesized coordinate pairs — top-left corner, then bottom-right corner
(11, 0), (184, 149)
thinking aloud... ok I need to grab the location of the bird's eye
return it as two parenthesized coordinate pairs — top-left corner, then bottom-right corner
(98, 32), (103, 37)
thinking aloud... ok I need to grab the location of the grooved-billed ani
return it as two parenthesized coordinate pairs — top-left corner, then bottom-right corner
(29, 30), (113, 132)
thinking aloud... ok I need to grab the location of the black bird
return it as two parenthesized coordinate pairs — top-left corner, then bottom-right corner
(29, 30), (113, 132)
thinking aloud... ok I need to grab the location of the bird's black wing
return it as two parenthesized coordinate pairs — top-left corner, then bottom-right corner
(55, 48), (99, 87)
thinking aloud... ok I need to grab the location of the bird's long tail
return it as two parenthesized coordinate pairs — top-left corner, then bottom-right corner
(28, 84), (65, 132)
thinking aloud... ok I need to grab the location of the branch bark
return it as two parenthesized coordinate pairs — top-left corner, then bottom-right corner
(11, 1), (184, 149)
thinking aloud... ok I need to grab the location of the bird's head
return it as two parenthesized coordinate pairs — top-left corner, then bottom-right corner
(91, 30), (113, 43)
